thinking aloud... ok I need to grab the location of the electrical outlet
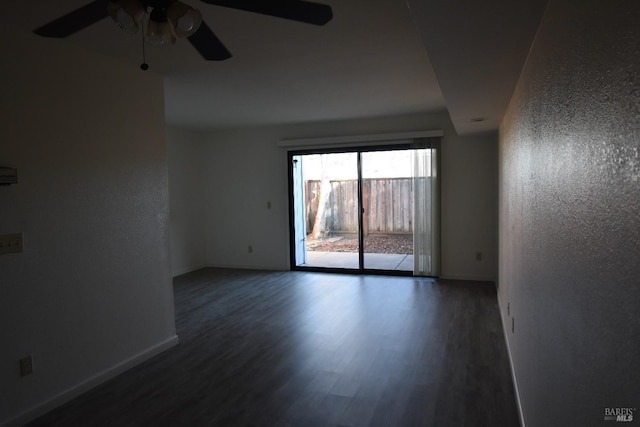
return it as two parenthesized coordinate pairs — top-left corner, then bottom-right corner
(20, 355), (33, 377)
(0, 233), (23, 255)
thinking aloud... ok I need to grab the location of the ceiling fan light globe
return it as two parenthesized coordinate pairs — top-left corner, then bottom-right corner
(107, 0), (145, 34)
(166, 2), (202, 38)
(178, 15), (195, 32)
(114, 9), (136, 31)
(145, 19), (177, 45)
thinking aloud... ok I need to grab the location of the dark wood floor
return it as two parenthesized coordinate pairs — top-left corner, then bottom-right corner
(27, 269), (519, 427)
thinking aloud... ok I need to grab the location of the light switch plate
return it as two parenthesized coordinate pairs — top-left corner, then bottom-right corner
(0, 233), (23, 255)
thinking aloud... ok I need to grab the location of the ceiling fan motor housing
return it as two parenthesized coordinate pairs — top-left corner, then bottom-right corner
(144, 0), (176, 8)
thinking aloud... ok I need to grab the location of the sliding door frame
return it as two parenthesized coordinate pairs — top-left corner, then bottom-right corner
(287, 142), (440, 277)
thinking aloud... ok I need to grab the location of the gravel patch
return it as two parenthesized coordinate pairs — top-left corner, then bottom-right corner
(306, 234), (413, 254)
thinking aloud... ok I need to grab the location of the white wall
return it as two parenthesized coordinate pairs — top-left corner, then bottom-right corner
(204, 126), (291, 270)
(441, 130), (499, 280)
(0, 30), (177, 426)
(197, 111), (498, 280)
(166, 128), (207, 276)
(499, 1), (640, 425)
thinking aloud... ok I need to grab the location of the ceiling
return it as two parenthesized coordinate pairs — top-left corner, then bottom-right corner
(407, 0), (548, 134)
(13, 0), (548, 134)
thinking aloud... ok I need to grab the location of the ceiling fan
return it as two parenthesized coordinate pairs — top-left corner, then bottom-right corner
(33, 0), (333, 62)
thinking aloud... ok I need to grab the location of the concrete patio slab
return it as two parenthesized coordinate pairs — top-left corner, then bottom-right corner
(302, 251), (414, 271)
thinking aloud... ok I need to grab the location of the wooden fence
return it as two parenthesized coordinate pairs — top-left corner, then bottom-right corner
(306, 178), (413, 234)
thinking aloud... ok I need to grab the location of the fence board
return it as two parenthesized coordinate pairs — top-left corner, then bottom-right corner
(306, 178), (414, 234)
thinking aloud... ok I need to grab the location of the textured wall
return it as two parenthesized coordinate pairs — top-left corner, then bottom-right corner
(0, 30), (176, 425)
(499, 1), (640, 426)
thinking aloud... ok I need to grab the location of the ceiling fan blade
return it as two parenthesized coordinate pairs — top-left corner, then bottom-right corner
(199, 0), (333, 26)
(188, 21), (232, 61)
(34, 0), (109, 38)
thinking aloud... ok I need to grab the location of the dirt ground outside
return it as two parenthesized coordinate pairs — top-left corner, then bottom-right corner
(306, 234), (413, 254)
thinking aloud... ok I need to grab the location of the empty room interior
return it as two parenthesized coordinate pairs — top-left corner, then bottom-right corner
(1, 0), (638, 426)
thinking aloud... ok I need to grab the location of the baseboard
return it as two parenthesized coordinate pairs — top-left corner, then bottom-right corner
(498, 297), (526, 427)
(440, 274), (496, 282)
(172, 264), (207, 277)
(1, 335), (179, 427)
(207, 263), (288, 271)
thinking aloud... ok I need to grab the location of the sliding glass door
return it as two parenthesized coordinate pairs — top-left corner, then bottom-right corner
(289, 142), (439, 276)
(361, 150), (414, 271)
(293, 152), (360, 269)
